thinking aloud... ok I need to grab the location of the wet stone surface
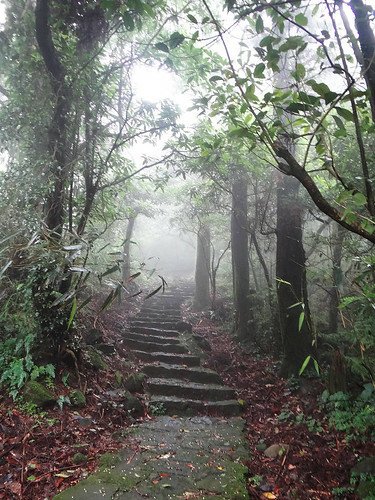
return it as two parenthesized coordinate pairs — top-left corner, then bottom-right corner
(54, 416), (249, 499)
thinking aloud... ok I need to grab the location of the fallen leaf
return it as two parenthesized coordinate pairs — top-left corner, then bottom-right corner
(262, 493), (277, 499)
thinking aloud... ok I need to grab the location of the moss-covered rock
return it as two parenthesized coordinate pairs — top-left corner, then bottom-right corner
(86, 346), (107, 370)
(121, 390), (144, 417)
(23, 381), (55, 408)
(72, 452), (87, 465)
(69, 389), (86, 408)
(124, 372), (146, 393)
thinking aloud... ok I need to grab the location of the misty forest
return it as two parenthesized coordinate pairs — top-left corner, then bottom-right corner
(0, 0), (374, 498)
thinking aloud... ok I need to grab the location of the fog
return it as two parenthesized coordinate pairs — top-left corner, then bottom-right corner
(132, 211), (196, 282)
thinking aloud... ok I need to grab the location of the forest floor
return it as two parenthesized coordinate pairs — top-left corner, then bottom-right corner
(0, 295), (373, 499)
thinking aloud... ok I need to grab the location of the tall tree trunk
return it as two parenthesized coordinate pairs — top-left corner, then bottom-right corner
(276, 173), (315, 377)
(122, 215), (137, 283)
(35, 0), (70, 235)
(328, 223), (345, 333)
(193, 224), (211, 310)
(231, 174), (253, 340)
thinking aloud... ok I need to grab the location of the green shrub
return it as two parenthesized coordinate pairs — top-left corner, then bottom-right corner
(320, 387), (375, 441)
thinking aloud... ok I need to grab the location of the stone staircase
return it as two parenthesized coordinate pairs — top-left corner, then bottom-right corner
(123, 285), (240, 416)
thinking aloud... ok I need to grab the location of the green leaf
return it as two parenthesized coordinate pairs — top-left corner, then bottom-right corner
(155, 42), (169, 53)
(276, 277), (291, 286)
(169, 32), (185, 49)
(145, 285), (162, 299)
(254, 63), (265, 78)
(292, 63), (306, 81)
(209, 75), (224, 82)
(336, 107), (355, 122)
(352, 192), (367, 206)
(299, 355), (311, 375)
(332, 115), (346, 131)
(255, 16), (264, 34)
(307, 80), (331, 97)
(187, 14), (198, 24)
(298, 311), (305, 331)
(313, 358), (320, 375)
(101, 264), (119, 278)
(295, 13), (308, 26)
(245, 83), (256, 100)
(67, 297), (77, 330)
(279, 36), (304, 52)
(259, 35), (280, 48)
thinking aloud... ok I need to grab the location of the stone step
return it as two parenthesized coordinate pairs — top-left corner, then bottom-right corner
(130, 326), (180, 337)
(142, 363), (223, 385)
(123, 338), (188, 354)
(147, 378), (236, 401)
(130, 320), (178, 330)
(149, 396), (241, 416)
(123, 332), (181, 345)
(133, 351), (200, 366)
(140, 307), (181, 315)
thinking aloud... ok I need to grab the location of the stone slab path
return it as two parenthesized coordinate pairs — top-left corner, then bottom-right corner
(55, 416), (249, 499)
(55, 285), (249, 499)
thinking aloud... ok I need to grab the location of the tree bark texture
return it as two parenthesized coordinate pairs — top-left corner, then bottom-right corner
(231, 175), (252, 340)
(276, 174), (315, 377)
(35, 0), (70, 234)
(328, 223), (345, 333)
(193, 224), (211, 310)
(350, 0), (375, 123)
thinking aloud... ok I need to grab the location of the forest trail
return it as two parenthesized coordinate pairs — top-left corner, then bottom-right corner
(55, 286), (250, 499)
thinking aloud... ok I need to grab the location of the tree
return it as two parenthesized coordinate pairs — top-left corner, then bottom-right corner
(231, 169), (252, 340)
(184, 0), (375, 243)
(194, 222), (211, 309)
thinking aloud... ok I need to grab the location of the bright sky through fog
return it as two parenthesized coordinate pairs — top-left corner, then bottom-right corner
(132, 65), (179, 103)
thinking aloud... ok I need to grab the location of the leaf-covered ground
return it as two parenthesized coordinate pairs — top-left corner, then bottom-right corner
(0, 299), (373, 499)
(193, 316), (374, 499)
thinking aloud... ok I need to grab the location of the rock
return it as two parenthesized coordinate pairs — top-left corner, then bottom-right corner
(23, 381), (55, 408)
(85, 328), (103, 345)
(123, 393), (144, 417)
(264, 443), (289, 459)
(72, 452), (87, 465)
(176, 321), (193, 333)
(72, 415), (95, 427)
(256, 441), (267, 452)
(69, 389), (86, 408)
(124, 372), (147, 393)
(96, 343), (116, 355)
(103, 389), (144, 417)
(86, 346), (107, 370)
(193, 334), (212, 352)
